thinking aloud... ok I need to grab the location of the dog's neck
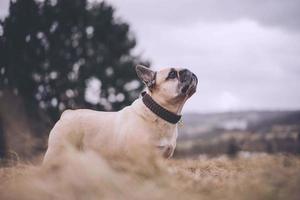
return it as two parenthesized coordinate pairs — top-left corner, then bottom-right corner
(150, 93), (184, 115)
(141, 92), (181, 124)
(130, 93), (184, 126)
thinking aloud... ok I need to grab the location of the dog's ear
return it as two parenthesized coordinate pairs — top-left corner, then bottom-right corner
(135, 65), (156, 89)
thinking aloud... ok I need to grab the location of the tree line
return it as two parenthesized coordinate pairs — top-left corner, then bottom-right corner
(0, 0), (149, 160)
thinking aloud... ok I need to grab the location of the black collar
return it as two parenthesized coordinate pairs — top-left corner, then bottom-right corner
(141, 92), (182, 124)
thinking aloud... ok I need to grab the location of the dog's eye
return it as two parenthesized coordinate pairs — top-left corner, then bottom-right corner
(168, 71), (177, 79)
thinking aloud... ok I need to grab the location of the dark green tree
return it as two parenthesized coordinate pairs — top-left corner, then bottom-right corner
(0, 0), (148, 121)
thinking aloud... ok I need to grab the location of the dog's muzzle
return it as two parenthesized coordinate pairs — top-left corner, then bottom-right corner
(179, 69), (198, 96)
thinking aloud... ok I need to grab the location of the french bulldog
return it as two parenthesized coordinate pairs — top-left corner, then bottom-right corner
(43, 65), (197, 164)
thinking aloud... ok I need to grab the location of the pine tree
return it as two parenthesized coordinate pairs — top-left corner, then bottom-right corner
(0, 0), (148, 121)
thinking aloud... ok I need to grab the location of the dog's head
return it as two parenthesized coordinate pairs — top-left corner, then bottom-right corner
(135, 65), (198, 108)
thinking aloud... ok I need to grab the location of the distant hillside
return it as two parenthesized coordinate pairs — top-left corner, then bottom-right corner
(179, 110), (300, 140)
(175, 110), (300, 157)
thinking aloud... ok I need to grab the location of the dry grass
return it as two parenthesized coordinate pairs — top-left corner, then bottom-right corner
(168, 155), (300, 200)
(0, 150), (300, 200)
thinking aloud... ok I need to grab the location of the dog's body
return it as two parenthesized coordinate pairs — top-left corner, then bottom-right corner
(43, 66), (197, 164)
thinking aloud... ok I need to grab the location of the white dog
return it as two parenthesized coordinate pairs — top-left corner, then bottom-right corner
(43, 65), (197, 164)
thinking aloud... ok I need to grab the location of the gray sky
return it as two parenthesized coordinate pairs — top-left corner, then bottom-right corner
(1, 0), (300, 113)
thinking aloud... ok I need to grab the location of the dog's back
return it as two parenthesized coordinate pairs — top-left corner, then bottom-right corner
(43, 109), (119, 164)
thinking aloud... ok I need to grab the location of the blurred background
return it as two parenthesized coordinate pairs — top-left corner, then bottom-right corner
(0, 0), (300, 160)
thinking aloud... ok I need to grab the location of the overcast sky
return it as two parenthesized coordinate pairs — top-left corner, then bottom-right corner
(1, 0), (300, 113)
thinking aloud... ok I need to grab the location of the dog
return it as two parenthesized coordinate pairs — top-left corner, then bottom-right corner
(43, 65), (197, 164)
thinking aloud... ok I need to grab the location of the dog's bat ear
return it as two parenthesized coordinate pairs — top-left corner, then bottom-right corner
(135, 65), (156, 89)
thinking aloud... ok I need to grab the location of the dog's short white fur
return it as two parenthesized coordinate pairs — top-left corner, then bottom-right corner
(43, 65), (197, 164)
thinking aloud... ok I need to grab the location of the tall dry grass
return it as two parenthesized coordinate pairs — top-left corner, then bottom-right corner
(0, 148), (300, 200)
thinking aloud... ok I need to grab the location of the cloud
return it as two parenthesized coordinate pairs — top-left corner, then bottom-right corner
(128, 18), (300, 112)
(110, 0), (300, 31)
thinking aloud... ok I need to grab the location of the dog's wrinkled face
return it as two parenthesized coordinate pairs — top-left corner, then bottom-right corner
(136, 65), (198, 105)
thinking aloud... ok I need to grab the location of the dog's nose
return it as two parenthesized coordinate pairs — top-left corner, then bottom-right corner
(179, 69), (192, 83)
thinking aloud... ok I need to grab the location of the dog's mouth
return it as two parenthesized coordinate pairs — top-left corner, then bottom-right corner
(181, 85), (190, 94)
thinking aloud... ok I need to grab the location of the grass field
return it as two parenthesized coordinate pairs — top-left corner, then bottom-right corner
(1, 150), (300, 200)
